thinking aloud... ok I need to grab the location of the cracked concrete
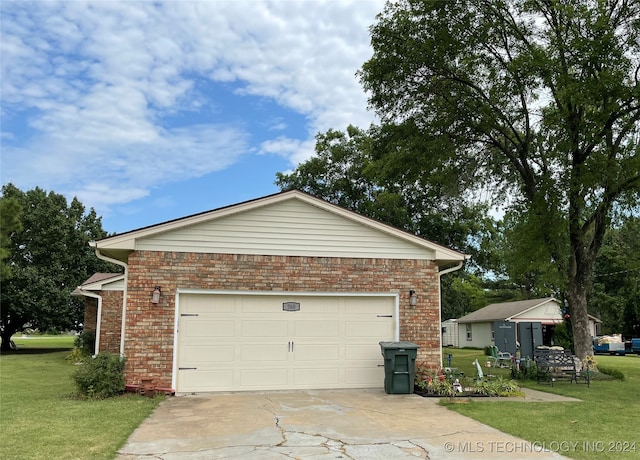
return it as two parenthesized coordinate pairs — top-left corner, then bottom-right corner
(115, 389), (568, 459)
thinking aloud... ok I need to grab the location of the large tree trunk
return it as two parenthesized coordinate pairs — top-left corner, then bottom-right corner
(565, 219), (599, 360)
(0, 328), (17, 352)
(565, 284), (593, 360)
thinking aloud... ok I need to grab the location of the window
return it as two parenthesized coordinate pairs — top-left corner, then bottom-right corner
(466, 324), (472, 341)
(491, 327), (495, 341)
(442, 327), (447, 333)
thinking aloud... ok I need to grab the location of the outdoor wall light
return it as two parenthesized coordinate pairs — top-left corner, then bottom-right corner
(151, 286), (161, 304)
(409, 289), (417, 306)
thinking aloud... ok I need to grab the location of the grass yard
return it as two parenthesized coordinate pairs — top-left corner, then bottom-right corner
(441, 347), (640, 460)
(0, 336), (161, 460)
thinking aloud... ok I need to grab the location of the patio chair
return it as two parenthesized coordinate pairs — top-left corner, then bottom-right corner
(489, 345), (512, 368)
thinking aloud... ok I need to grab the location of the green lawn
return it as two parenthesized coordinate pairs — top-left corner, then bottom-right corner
(0, 336), (161, 460)
(441, 347), (640, 460)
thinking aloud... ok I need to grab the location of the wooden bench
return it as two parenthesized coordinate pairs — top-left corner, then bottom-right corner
(534, 349), (590, 387)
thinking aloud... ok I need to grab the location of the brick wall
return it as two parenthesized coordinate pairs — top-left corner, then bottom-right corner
(83, 298), (98, 332)
(124, 251), (441, 388)
(99, 290), (123, 354)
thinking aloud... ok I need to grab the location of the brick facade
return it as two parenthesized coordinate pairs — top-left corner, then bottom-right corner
(82, 291), (123, 354)
(122, 251), (442, 389)
(99, 290), (123, 354)
(83, 298), (98, 333)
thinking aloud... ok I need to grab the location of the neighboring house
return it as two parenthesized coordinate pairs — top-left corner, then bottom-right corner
(75, 190), (467, 393)
(441, 319), (459, 347)
(456, 297), (601, 353)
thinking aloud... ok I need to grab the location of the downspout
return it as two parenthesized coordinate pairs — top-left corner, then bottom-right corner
(437, 259), (468, 368)
(77, 290), (102, 356)
(90, 242), (128, 357)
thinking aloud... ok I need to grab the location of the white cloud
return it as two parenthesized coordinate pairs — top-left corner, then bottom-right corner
(1, 0), (383, 214)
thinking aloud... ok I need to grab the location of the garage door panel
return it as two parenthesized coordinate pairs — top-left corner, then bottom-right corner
(292, 343), (341, 361)
(179, 369), (233, 390)
(241, 320), (288, 337)
(293, 320), (340, 337)
(177, 293), (395, 393)
(346, 366), (385, 385)
(293, 368), (339, 386)
(298, 299), (340, 314)
(181, 345), (235, 364)
(240, 344), (288, 362)
(345, 344), (381, 360)
(240, 368), (288, 387)
(183, 320), (236, 338)
(346, 320), (391, 337)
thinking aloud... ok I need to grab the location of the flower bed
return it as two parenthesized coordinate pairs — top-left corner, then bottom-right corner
(414, 362), (520, 398)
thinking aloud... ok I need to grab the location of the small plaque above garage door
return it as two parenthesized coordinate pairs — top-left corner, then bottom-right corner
(283, 302), (301, 312)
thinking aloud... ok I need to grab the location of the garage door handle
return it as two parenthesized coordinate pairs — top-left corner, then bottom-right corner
(181, 314), (199, 317)
(179, 367), (197, 370)
(377, 315), (393, 318)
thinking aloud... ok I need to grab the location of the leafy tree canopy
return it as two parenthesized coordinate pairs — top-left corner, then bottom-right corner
(590, 217), (640, 337)
(0, 184), (119, 351)
(357, 0), (639, 358)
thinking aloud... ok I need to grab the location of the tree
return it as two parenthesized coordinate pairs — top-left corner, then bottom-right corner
(0, 184), (118, 351)
(359, 0), (640, 359)
(0, 196), (22, 279)
(590, 217), (640, 337)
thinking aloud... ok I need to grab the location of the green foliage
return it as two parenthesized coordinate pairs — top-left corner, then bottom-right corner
(0, 196), (22, 279)
(0, 184), (119, 351)
(510, 361), (538, 381)
(358, 0), (640, 359)
(67, 331), (96, 363)
(72, 353), (126, 399)
(442, 273), (491, 319)
(471, 378), (519, 397)
(590, 217), (640, 337)
(597, 365), (625, 381)
(553, 321), (574, 351)
(74, 330), (96, 355)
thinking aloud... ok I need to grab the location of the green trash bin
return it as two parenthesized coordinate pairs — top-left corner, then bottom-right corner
(379, 341), (420, 394)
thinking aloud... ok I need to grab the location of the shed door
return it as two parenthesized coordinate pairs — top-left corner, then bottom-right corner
(494, 321), (517, 356)
(176, 293), (396, 393)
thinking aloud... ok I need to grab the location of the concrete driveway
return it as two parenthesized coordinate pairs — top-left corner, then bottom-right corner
(116, 389), (569, 460)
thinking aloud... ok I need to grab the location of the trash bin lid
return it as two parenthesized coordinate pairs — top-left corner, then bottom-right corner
(379, 341), (420, 349)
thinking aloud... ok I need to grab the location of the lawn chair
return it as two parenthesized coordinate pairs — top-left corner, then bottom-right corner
(489, 345), (512, 368)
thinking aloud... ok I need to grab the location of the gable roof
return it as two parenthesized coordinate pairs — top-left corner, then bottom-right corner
(456, 298), (559, 323)
(91, 190), (468, 266)
(71, 272), (125, 296)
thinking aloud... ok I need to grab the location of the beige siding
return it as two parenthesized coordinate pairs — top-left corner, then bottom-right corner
(514, 301), (563, 323)
(137, 199), (436, 259)
(458, 322), (493, 349)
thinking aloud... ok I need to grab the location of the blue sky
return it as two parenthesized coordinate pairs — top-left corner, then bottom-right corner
(1, 0), (384, 234)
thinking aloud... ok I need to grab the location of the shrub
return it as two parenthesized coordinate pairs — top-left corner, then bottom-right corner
(74, 331), (96, 355)
(472, 377), (519, 396)
(414, 362), (445, 391)
(597, 365), (625, 381)
(511, 360), (538, 381)
(72, 353), (126, 399)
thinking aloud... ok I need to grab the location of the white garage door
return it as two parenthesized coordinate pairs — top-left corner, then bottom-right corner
(175, 293), (396, 393)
